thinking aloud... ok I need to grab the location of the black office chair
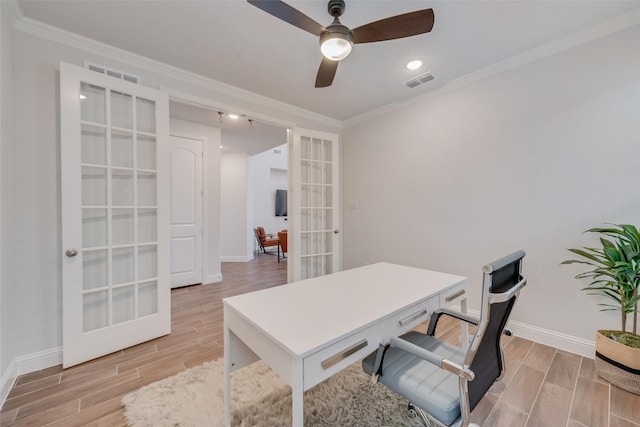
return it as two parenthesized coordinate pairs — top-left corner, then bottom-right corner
(362, 250), (526, 427)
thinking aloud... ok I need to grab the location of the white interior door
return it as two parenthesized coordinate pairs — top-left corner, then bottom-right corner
(170, 135), (203, 288)
(60, 62), (170, 368)
(290, 128), (340, 281)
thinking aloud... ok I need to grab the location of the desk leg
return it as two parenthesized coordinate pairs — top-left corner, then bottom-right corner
(461, 297), (470, 349)
(291, 360), (304, 426)
(224, 324), (231, 427)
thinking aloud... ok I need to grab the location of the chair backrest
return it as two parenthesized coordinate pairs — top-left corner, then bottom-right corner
(465, 250), (526, 411)
(278, 231), (288, 252)
(256, 226), (267, 242)
(254, 228), (265, 250)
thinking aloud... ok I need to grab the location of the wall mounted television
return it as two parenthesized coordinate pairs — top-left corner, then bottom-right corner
(275, 189), (287, 217)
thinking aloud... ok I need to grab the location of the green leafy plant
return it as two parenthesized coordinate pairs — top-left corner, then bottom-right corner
(561, 224), (640, 340)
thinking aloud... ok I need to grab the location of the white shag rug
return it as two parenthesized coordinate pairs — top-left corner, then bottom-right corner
(121, 358), (422, 426)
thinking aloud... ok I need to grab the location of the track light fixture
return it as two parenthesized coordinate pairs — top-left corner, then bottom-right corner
(215, 111), (258, 129)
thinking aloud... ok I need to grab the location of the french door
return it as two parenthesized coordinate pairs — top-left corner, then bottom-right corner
(290, 128), (341, 281)
(60, 62), (170, 368)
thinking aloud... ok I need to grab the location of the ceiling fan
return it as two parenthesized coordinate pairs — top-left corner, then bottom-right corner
(247, 0), (435, 88)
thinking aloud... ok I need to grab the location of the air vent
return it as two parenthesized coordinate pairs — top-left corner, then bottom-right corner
(404, 71), (435, 89)
(273, 149), (282, 154)
(85, 62), (141, 84)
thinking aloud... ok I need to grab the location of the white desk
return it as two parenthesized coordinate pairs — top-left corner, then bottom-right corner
(223, 262), (467, 426)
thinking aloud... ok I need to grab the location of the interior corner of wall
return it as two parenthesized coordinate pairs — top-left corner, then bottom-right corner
(0, 357), (17, 407)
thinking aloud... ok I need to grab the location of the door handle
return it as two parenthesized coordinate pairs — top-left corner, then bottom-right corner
(334, 229), (340, 234)
(66, 248), (78, 257)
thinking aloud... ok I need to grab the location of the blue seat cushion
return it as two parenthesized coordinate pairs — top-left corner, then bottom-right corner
(362, 331), (466, 426)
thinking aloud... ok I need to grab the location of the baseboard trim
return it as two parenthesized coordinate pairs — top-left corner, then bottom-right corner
(467, 309), (595, 358)
(205, 273), (222, 284)
(507, 320), (595, 358)
(1, 347), (63, 408)
(221, 255), (253, 262)
(16, 347), (62, 375)
(0, 358), (17, 408)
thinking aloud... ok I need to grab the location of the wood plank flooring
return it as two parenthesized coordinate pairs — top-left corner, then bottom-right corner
(2, 256), (639, 426)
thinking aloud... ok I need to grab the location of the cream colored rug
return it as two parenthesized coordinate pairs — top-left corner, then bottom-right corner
(122, 358), (422, 426)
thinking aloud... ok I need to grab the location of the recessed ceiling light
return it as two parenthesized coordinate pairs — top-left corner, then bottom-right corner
(228, 113), (239, 120)
(406, 60), (422, 70)
(79, 94), (87, 100)
(220, 145), (224, 149)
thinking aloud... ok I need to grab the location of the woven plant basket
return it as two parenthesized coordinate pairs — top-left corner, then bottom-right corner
(595, 331), (640, 395)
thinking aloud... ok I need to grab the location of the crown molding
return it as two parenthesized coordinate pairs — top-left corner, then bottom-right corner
(12, 16), (342, 129)
(9, 5), (640, 130)
(0, 0), (23, 27)
(343, 8), (640, 128)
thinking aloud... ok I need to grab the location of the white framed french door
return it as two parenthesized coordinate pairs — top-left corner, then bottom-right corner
(290, 128), (341, 281)
(60, 62), (170, 368)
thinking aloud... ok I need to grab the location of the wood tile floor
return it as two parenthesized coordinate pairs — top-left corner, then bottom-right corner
(1, 255), (639, 426)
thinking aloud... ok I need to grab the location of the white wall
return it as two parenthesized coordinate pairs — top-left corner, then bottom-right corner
(0, 2), (14, 395)
(220, 142), (289, 261)
(251, 143), (289, 235)
(220, 152), (251, 261)
(169, 118), (222, 283)
(342, 26), (640, 349)
(2, 27), (338, 376)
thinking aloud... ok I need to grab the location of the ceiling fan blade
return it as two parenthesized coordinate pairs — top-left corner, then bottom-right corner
(352, 9), (434, 44)
(247, 0), (325, 36)
(315, 58), (339, 88)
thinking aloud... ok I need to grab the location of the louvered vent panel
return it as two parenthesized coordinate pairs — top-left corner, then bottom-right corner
(404, 72), (435, 89)
(85, 62), (141, 84)
(404, 79), (422, 88)
(418, 73), (435, 83)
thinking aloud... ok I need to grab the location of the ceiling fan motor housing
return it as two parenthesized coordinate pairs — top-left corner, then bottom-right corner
(321, 21), (353, 42)
(327, 0), (346, 18)
(320, 0), (353, 60)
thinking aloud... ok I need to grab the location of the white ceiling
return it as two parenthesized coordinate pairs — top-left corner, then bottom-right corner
(17, 0), (640, 122)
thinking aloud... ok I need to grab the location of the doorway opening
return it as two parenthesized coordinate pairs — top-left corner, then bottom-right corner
(168, 100), (290, 286)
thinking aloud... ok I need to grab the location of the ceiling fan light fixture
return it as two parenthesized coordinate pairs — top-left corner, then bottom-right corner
(320, 31), (353, 61)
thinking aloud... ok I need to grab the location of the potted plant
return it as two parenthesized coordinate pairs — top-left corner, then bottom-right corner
(562, 223), (640, 394)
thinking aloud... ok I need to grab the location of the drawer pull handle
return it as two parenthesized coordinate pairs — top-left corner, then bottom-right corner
(321, 339), (368, 370)
(445, 289), (466, 302)
(398, 308), (428, 327)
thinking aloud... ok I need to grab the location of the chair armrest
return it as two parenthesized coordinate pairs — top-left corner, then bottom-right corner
(390, 337), (475, 381)
(426, 308), (480, 336)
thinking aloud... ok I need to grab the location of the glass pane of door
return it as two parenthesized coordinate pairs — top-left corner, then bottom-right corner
(78, 81), (160, 332)
(299, 135), (335, 279)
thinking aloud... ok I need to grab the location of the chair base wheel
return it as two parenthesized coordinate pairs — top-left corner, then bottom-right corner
(408, 403), (418, 418)
(408, 403), (432, 426)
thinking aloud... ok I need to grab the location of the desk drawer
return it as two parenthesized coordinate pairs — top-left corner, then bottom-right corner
(304, 328), (379, 389)
(302, 298), (438, 389)
(387, 298), (437, 336)
(440, 283), (467, 307)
